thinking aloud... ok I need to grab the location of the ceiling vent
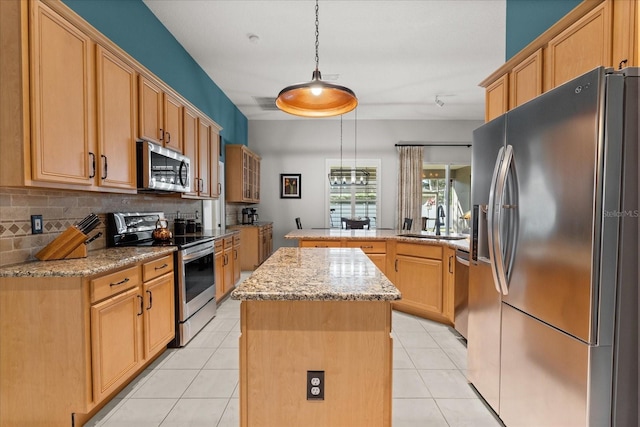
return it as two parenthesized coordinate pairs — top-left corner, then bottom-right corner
(253, 96), (279, 111)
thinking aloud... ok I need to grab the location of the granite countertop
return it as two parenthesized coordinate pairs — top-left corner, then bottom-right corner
(228, 222), (273, 228)
(0, 246), (177, 278)
(231, 247), (401, 302)
(284, 229), (470, 252)
(212, 229), (240, 238)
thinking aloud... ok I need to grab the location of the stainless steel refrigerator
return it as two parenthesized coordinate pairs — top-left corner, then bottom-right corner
(468, 67), (638, 427)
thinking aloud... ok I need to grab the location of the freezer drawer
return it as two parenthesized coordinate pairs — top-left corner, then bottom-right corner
(467, 261), (501, 413)
(499, 303), (611, 427)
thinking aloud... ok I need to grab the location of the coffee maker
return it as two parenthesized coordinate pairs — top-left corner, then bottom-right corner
(241, 207), (259, 225)
(248, 208), (258, 224)
(241, 208), (251, 225)
(241, 207), (258, 225)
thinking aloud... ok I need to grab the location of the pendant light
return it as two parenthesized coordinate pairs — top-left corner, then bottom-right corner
(276, 0), (358, 118)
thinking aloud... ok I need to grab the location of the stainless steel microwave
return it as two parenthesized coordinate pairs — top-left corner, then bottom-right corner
(136, 140), (191, 192)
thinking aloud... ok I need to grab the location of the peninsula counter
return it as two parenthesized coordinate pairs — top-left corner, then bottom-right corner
(231, 247), (401, 427)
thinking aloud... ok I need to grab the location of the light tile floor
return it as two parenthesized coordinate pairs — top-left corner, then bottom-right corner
(86, 274), (503, 427)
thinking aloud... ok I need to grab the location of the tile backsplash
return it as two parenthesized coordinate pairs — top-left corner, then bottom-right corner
(0, 187), (203, 267)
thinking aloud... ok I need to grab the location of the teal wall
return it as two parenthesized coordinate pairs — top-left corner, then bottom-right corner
(506, 0), (582, 60)
(62, 0), (248, 154)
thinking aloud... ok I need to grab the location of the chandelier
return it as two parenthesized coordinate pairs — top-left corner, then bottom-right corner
(328, 112), (369, 186)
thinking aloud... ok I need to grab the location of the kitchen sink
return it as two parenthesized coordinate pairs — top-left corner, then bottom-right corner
(397, 233), (468, 241)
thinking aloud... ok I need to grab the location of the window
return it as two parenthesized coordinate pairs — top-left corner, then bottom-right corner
(422, 164), (471, 234)
(326, 160), (380, 228)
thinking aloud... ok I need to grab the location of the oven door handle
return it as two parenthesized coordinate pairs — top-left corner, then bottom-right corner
(181, 246), (214, 262)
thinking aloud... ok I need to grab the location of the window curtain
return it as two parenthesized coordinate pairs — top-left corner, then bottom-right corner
(396, 146), (423, 231)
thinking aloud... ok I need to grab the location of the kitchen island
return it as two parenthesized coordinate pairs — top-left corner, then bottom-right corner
(231, 247), (401, 427)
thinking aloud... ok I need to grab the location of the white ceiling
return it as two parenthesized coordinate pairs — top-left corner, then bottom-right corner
(143, 0), (506, 121)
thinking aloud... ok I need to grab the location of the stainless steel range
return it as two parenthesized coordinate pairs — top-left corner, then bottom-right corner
(107, 212), (216, 347)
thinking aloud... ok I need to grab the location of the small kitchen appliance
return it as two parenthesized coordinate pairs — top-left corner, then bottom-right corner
(136, 140), (191, 193)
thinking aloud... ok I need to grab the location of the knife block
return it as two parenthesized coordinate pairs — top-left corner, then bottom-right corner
(35, 227), (88, 261)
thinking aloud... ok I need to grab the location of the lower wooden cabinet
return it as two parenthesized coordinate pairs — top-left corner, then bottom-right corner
(0, 253), (175, 426)
(295, 237), (459, 325)
(345, 240), (387, 274)
(215, 239), (225, 301)
(229, 223), (273, 270)
(223, 237), (234, 294)
(233, 235), (241, 284)
(299, 239), (342, 248)
(91, 287), (143, 403)
(395, 253), (443, 314)
(299, 239), (387, 273)
(215, 234), (241, 301)
(142, 273), (175, 358)
(388, 242), (454, 324)
(442, 247), (456, 324)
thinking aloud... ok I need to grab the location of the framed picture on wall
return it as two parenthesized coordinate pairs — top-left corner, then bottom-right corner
(280, 174), (301, 199)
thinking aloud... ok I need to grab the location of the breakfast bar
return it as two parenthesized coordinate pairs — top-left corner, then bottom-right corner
(231, 247), (401, 427)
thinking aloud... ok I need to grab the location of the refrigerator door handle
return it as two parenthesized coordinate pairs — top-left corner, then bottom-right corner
(490, 145), (513, 295)
(487, 146), (505, 294)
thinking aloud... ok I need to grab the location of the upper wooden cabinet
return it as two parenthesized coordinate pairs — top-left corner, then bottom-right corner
(226, 144), (261, 203)
(0, 0), (221, 194)
(485, 74), (509, 122)
(509, 48), (543, 109)
(139, 76), (184, 153)
(183, 107), (221, 199)
(482, 0), (637, 121)
(96, 45), (138, 190)
(198, 116), (221, 198)
(545, 1), (612, 91)
(30, 1), (95, 187)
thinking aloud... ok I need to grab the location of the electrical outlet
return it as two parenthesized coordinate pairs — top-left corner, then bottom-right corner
(307, 370), (324, 400)
(31, 215), (43, 234)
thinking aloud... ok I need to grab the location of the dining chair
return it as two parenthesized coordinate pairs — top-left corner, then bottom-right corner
(295, 217), (302, 229)
(402, 218), (413, 230)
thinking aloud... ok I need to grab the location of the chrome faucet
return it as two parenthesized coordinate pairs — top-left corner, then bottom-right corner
(435, 205), (445, 236)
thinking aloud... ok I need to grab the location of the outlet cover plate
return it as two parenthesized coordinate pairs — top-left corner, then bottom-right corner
(31, 215), (43, 234)
(307, 370), (324, 400)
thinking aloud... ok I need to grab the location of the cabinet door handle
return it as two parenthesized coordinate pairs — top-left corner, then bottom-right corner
(218, 183), (222, 194)
(154, 263), (168, 270)
(137, 294), (143, 316)
(146, 290), (152, 310)
(395, 259), (399, 272)
(101, 154), (108, 179)
(449, 255), (454, 274)
(166, 131), (171, 143)
(159, 128), (164, 142)
(110, 277), (130, 287)
(234, 249), (238, 260)
(88, 152), (96, 178)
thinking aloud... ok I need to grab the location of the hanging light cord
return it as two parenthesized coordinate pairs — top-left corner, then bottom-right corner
(354, 109), (358, 174)
(339, 114), (344, 219)
(314, 0), (320, 72)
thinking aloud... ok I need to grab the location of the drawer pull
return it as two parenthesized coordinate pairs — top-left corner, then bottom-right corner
(361, 245), (373, 249)
(154, 263), (168, 270)
(110, 277), (130, 287)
